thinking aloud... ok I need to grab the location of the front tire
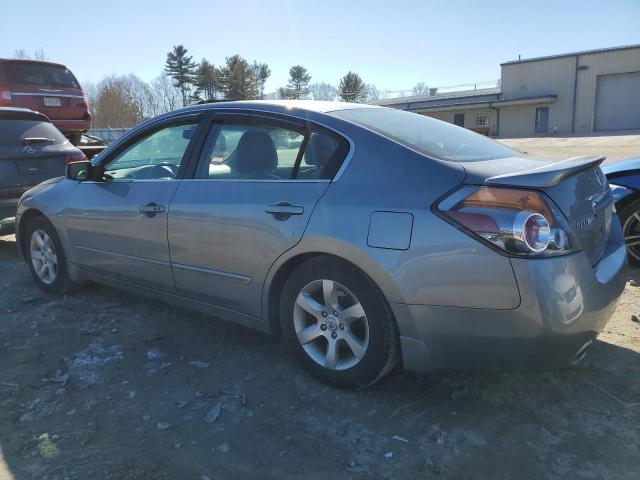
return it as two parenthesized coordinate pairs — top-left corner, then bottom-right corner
(280, 256), (399, 388)
(24, 217), (75, 294)
(619, 199), (640, 267)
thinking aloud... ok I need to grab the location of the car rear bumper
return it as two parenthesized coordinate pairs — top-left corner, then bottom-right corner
(394, 220), (628, 373)
(51, 118), (91, 135)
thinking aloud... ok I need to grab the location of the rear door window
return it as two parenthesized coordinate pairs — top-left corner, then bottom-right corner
(5, 63), (80, 89)
(195, 116), (349, 180)
(0, 120), (68, 147)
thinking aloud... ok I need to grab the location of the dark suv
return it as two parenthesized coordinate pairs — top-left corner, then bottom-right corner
(0, 108), (85, 234)
(0, 59), (91, 145)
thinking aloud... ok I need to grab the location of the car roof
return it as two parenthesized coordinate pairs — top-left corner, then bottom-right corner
(0, 107), (50, 122)
(170, 99), (382, 117)
(0, 58), (68, 69)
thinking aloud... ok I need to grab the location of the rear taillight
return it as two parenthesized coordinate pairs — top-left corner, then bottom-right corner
(80, 93), (89, 110)
(64, 152), (87, 164)
(436, 186), (580, 257)
(0, 87), (12, 106)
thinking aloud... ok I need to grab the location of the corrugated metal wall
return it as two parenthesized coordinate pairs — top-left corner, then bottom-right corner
(499, 47), (640, 136)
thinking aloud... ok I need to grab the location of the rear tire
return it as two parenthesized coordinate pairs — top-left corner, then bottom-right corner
(24, 217), (75, 294)
(619, 199), (640, 267)
(279, 256), (399, 388)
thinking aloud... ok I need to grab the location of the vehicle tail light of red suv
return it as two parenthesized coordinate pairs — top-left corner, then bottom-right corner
(0, 87), (11, 106)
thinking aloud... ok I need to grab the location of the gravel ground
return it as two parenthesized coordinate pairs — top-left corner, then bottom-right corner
(1, 231), (639, 480)
(499, 133), (640, 163)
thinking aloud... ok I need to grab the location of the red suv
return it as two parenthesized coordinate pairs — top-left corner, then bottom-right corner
(0, 59), (91, 145)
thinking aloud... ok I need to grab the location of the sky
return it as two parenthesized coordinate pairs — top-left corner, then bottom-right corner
(1, 0), (639, 94)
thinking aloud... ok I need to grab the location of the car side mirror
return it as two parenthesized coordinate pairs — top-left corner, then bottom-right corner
(66, 161), (94, 181)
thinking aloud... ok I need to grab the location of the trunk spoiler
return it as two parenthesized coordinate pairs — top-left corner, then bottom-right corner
(485, 155), (605, 188)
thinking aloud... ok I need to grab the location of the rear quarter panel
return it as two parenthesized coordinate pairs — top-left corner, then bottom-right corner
(263, 121), (522, 321)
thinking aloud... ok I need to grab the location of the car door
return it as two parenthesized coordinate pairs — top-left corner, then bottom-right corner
(168, 112), (349, 318)
(65, 115), (202, 291)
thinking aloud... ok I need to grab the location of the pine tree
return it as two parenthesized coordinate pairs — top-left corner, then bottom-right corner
(165, 45), (197, 107)
(253, 62), (271, 100)
(338, 72), (367, 103)
(193, 59), (220, 101)
(279, 65), (311, 99)
(219, 54), (259, 100)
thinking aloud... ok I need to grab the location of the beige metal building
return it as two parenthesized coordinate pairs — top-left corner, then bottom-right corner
(378, 44), (640, 138)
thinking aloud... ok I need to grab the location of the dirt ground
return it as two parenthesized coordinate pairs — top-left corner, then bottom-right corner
(499, 133), (640, 163)
(1, 230), (639, 480)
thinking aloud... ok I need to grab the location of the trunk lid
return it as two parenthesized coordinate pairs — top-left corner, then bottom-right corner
(462, 155), (613, 265)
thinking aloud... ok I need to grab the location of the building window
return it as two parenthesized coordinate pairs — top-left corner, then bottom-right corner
(476, 113), (489, 127)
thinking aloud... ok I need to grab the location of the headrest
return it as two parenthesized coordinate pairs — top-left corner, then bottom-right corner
(235, 130), (277, 175)
(304, 133), (338, 166)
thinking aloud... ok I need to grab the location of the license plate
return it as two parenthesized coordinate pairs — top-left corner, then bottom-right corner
(43, 97), (61, 107)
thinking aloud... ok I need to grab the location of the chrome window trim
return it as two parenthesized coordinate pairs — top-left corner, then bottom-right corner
(95, 107), (356, 182)
(180, 178), (331, 183)
(77, 178), (330, 185)
(201, 109), (355, 183)
(10, 92), (85, 99)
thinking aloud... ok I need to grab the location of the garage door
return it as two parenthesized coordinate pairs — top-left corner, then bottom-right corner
(594, 71), (640, 131)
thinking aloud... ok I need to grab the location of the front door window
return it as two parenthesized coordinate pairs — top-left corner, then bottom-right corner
(104, 123), (198, 180)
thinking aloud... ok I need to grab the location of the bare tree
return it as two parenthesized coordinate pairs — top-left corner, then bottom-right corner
(365, 84), (380, 102)
(13, 48), (47, 60)
(13, 49), (28, 59)
(412, 82), (429, 96)
(150, 71), (181, 113)
(33, 48), (47, 61)
(92, 75), (145, 128)
(309, 82), (337, 101)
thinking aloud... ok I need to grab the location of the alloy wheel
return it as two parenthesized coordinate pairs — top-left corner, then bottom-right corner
(30, 229), (58, 285)
(293, 279), (370, 371)
(623, 210), (640, 263)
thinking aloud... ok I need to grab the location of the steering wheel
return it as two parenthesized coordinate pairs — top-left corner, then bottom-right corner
(147, 162), (178, 179)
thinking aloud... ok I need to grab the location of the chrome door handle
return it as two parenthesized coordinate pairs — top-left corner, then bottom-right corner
(139, 202), (165, 217)
(265, 203), (304, 220)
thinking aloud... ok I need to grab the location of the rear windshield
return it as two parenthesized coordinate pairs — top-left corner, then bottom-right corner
(5, 63), (80, 89)
(330, 108), (518, 162)
(0, 119), (68, 147)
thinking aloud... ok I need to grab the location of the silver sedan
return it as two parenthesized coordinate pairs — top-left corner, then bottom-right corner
(16, 101), (627, 388)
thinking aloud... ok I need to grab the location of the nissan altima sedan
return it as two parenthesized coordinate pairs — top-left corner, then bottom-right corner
(15, 101), (627, 388)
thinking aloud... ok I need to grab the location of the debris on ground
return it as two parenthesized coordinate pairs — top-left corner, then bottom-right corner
(147, 348), (167, 360)
(189, 361), (211, 368)
(218, 390), (247, 406)
(632, 315), (640, 324)
(67, 343), (123, 386)
(392, 435), (409, 443)
(46, 371), (69, 386)
(204, 402), (223, 424)
(156, 422), (172, 430)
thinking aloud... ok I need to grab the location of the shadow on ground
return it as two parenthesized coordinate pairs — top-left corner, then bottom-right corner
(1, 235), (639, 479)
